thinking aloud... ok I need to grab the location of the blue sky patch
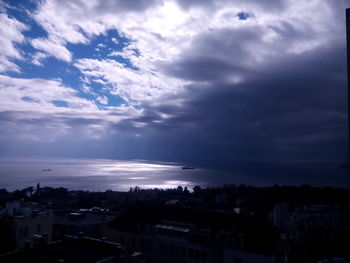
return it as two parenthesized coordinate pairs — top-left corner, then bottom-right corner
(237, 12), (251, 20)
(21, 96), (39, 103)
(51, 100), (69, 107)
(67, 29), (129, 60)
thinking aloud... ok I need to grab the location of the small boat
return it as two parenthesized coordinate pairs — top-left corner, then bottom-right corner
(42, 169), (51, 172)
(182, 166), (195, 170)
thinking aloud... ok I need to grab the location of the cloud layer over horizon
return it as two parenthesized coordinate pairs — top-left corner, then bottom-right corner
(0, 0), (349, 180)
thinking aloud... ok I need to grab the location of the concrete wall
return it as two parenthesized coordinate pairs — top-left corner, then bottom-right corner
(3, 214), (53, 250)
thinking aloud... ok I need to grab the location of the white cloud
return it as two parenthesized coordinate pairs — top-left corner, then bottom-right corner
(0, 74), (142, 141)
(31, 38), (72, 62)
(30, 0), (343, 85)
(31, 52), (47, 66)
(0, 13), (27, 58)
(0, 55), (21, 73)
(29, 0), (110, 64)
(1, 0), (347, 149)
(96, 95), (108, 105)
(0, 11), (27, 72)
(0, 74), (91, 112)
(32, 0), (89, 44)
(74, 58), (184, 106)
(25, 0), (344, 129)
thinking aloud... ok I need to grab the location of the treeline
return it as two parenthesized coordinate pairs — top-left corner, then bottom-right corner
(0, 184), (348, 210)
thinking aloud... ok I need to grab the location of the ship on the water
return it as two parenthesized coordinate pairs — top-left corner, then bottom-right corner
(182, 166), (195, 170)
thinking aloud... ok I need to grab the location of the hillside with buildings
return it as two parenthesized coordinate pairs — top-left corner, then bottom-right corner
(0, 185), (349, 263)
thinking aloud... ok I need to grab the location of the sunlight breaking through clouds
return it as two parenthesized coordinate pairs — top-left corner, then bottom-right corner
(0, 0), (348, 174)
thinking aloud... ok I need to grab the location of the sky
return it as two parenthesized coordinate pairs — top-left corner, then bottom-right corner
(0, 0), (349, 178)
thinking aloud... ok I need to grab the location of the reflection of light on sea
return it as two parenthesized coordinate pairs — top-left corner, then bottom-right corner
(0, 158), (200, 191)
(91, 161), (179, 173)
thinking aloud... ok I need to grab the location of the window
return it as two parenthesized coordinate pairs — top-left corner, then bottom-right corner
(200, 250), (207, 262)
(141, 238), (153, 252)
(159, 242), (167, 252)
(233, 257), (243, 263)
(36, 224), (41, 233)
(188, 248), (207, 261)
(19, 227), (28, 238)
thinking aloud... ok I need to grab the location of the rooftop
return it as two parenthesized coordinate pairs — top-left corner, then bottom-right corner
(155, 224), (190, 233)
(0, 235), (141, 263)
(54, 212), (110, 226)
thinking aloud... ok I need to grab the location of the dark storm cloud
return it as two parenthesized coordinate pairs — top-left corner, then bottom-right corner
(159, 27), (262, 84)
(1, 0), (348, 188)
(162, 56), (246, 82)
(146, 0), (348, 168)
(160, 17), (326, 84)
(118, 35), (347, 169)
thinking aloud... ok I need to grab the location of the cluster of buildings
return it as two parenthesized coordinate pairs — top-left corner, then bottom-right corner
(270, 203), (350, 261)
(0, 200), (53, 251)
(1, 234), (143, 263)
(0, 185), (349, 263)
(103, 205), (276, 263)
(271, 203), (350, 232)
(0, 200), (141, 263)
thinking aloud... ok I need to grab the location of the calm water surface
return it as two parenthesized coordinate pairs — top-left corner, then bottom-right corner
(0, 158), (208, 191)
(0, 158), (348, 191)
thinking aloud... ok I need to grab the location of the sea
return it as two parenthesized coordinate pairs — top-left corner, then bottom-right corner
(0, 158), (348, 191)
